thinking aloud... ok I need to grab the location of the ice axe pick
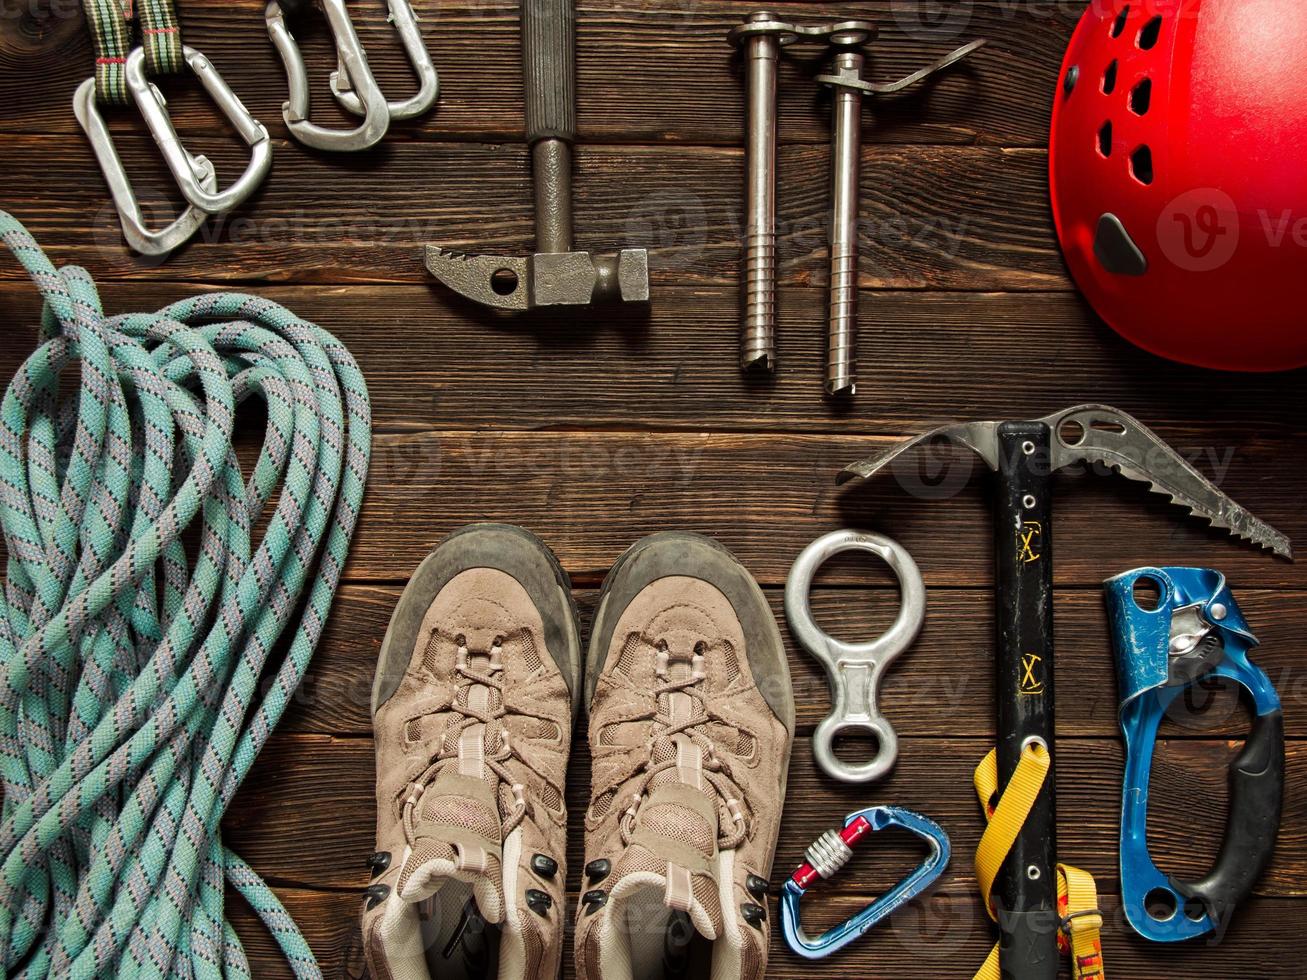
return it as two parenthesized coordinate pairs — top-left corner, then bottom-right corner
(838, 403), (1290, 980)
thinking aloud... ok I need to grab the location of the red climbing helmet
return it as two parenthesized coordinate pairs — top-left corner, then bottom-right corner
(1050, 0), (1307, 371)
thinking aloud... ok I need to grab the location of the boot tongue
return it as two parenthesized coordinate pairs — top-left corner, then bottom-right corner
(609, 641), (724, 940)
(397, 645), (510, 923)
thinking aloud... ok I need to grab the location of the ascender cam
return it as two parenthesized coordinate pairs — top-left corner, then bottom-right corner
(780, 805), (950, 959)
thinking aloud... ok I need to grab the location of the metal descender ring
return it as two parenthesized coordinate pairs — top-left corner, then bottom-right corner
(780, 805), (950, 959)
(785, 530), (926, 783)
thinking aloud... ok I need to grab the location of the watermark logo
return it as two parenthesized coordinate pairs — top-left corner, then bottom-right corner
(1156, 187), (1239, 272)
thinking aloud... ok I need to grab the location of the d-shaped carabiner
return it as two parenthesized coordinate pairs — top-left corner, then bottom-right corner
(73, 77), (217, 257)
(266, 0), (392, 152)
(125, 47), (273, 216)
(331, 1), (438, 120)
(780, 806), (950, 959)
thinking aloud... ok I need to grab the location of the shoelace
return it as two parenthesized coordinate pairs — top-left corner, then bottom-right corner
(402, 632), (557, 844)
(615, 638), (751, 851)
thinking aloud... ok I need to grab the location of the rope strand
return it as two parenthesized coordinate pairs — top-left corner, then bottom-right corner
(0, 211), (371, 978)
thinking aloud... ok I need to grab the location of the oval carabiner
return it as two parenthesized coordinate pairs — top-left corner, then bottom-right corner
(266, 0), (392, 152)
(125, 47), (273, 216)
(780, 805), (950, 959)
(331, 0), (438, 120)
(73, 77), (217, 258)
(784, 530), (926, 784)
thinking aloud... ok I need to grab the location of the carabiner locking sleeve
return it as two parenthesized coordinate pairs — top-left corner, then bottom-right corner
(266, 0), (393, 152)
(1105, 566), (1284, 942)
(780, 805), (950, 959)
(125, 47), (273, 216)
(331, 1), (438, 120)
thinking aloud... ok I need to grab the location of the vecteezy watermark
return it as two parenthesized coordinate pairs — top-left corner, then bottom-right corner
(1156, 188), (1240, 273)
(1, 0), (82, 20)
(886, 426), (1241, 503)
(1157, 186), (1307, 272)
(371, 434), (707, 492)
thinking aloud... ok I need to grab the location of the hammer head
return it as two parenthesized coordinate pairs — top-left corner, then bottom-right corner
(838, 403), (1292, 559)
(425, 246), (649, 311)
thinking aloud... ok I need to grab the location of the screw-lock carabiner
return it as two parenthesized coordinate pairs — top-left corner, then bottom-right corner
(125, 47), (273, 216)
(780, 805), (950, 959)
(331, 1), (439, 120)
(265, 0), (392, 152)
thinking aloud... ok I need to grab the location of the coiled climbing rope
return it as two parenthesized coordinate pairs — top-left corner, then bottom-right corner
(0, 211), (370, 978)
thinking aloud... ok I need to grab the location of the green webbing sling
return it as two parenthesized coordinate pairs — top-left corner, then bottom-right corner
(0, 210), (371, 978)
(83, 0), (186, 105)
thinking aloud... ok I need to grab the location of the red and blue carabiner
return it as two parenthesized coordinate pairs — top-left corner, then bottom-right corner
(780, 805), (951, 959)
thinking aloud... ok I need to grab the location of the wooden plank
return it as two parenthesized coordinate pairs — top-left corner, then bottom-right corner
(1, 1), (1073, 146)
(0, 136), (1060, 288)
(2, 283), (1300, 438)
(293, 584), (1307, 739)
(332, 431), (1303, 586)
(228, 886), (1307, 980)
(224, 734), (1307, 897)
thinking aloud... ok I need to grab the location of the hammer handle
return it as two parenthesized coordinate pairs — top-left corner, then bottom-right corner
(522, 0), (576, 144)
(994, 421), (1058, 980)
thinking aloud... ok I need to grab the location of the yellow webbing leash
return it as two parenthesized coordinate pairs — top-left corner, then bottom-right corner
(971, 744), (1105, 980)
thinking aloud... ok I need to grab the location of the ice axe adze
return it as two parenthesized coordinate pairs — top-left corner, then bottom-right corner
(837, 403), (1290, 980)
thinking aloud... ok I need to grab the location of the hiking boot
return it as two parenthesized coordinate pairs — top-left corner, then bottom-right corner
(362, 524), (582, 980)
(576, 532), (795, 980)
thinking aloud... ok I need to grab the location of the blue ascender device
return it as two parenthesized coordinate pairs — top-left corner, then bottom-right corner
(1104, 566), (1283, 943)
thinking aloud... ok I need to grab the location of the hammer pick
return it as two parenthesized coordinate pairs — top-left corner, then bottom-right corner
(425, 0), (649, 311)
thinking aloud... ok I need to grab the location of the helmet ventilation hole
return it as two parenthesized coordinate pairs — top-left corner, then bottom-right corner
(1098, 120), (1113, 158)
(1111, 5), (1130, 38)
(1102, 59), (1118, 94)
(1130, 145), (1154, 184)
(1129, 78), (1152, 115)
(1138, 15), (1162, 50)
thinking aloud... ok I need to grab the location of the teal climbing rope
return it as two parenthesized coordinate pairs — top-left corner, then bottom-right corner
(0, 211), (371, 978)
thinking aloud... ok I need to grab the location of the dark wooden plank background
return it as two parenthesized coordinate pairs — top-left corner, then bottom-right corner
(2, 1), (1304, 976)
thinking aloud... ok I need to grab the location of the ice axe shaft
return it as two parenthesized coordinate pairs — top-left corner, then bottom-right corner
(992, 421), (1058, 980)
(838, 404), (1290, 980)
(425, 0), (649, 310)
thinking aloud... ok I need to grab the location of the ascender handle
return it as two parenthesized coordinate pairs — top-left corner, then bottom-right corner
(1174, 704), (1283, 927)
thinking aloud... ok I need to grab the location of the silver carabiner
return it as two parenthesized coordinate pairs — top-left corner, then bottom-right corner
(73, 77), (217, 257)
(266, 0), (392, 152)
(784, 530), (926, 784)
(331, 1), (438, 120)
(125, 46), (273, 216)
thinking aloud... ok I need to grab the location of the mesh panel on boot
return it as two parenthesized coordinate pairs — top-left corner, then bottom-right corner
(513, 630), (543, 672)
(421, 796), (500, 841)
(396, 838), (456, 895)
(639, 803), (714, 858)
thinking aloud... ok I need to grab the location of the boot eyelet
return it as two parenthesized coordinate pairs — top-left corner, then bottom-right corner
(365, 883), (390, 911)
(585, 858), (612, 884)
(582, 889), (608, 915)
(741, 903), (766, 928)
(366, 851), (391, 879)
(531, 853), (559, 879)
(526, 888), (552, 915)
(746, 874), (768, 899)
